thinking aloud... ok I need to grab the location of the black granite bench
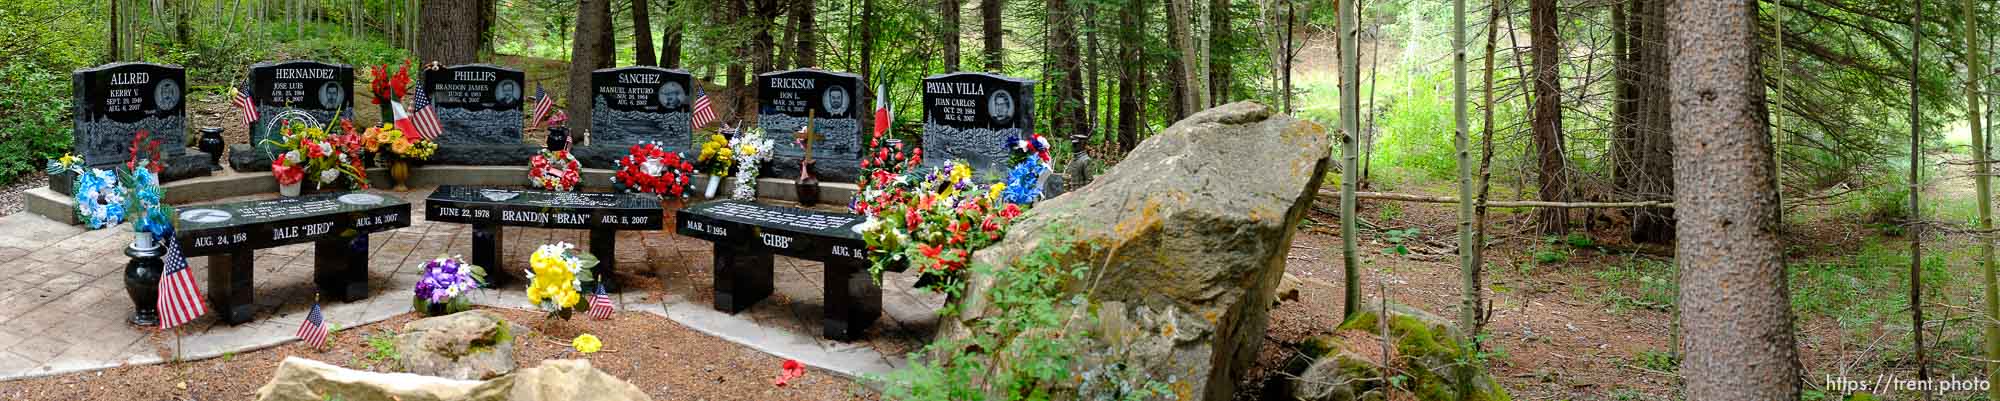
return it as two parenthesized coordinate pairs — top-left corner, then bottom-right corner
(674, 200), (891, 341)
(174, 191), (412, 324)
(423, 186), (663, 292)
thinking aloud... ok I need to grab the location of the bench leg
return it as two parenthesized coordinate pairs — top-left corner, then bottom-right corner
(712, 243), (773, 314)
(589, 229), (619, 293)
(473, 223), (510, 288)
(823, 257), (882, 341)
(206, 251), (256, 325)
(314, 234), (370, 302)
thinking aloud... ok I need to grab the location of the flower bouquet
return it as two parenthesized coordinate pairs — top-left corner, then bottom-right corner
(48, 152), (125, 230)
(529, 150), (583, 191)
(525, 242), (599, 320)
(411, 255), (487, 316)
(728, 127), (775, 201)
(263, 117), (369, 192)
(1000, 133), (1054, 205)
(611, 142), (695, 197)
(364, 123), (436, 191)
(369, 62), (413, 124)
(695, 133), (736, 197)
(850, 130), (1026, 293)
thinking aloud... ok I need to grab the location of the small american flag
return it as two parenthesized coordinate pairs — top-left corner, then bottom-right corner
(408, 86), (444, 140)
(231, 87), (259, 124)
(158, 234), (209, 330)
(691, 87), (716, 130)
(531, 84), (555, 129)
(295, 301), (328, 349)
(587, 283), (614, 320)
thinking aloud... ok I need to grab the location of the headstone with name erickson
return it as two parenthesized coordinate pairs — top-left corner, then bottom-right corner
(575, 66), (695, 169)
(228, 60), (356, 172)
(67, 62), (211, 189)
(422, 64), (538, 165)
(756, 68), (863, 182)
(921, 72), (1035, 177)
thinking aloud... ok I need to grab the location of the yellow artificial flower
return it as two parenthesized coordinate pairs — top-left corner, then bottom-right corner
(572, 334), (603, 354)
(988, 183), (1006, 201)
(710, 134), (726, 144)
(58, 153), (79, 166)
(392, 140), (414, 155)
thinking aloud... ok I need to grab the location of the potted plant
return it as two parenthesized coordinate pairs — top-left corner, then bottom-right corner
(526, 242), (598, 321)
(412, 255), (485, 316)
(363, 123), (436, 191)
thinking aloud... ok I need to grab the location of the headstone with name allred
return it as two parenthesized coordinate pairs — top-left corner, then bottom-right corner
(67, 62), (212, 188)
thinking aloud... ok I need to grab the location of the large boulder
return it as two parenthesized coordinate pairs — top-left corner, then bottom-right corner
(937, 102), (1332, 401)
(1281, 301), (1512, 401)
(255, 357), (652, 401)
(395, 310), (527, 380)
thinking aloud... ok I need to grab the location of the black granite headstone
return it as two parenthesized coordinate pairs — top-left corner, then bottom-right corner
(576, 66), (696, 168)
(229, 60), (356, 172)
(69, 62), (211, 186)
(921, 72), (1035, 177)
(756, 68), (863, 182)
(423, 64), (538, 165)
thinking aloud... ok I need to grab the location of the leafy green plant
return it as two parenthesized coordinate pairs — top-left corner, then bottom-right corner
(0, 62), (74, 185)
(1531, 248), (1568, 265)
(363, 330), (399, 370)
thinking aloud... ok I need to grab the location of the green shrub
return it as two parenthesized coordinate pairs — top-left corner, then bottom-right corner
(0, 62), (74, 185)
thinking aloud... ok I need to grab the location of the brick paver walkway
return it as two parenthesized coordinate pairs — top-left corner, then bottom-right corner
(0, 188), (939, 381)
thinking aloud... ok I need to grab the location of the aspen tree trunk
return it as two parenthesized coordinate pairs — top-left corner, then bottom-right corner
(1166, 0), (1205, 114)
(1451, 0), (1477, 374)
(1337, 0), (1361, 321)
(1974, 0), (2000, 393)
(1670, 0), (1802, 398)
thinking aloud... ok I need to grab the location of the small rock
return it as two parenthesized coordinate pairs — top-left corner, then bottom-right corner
(395, 310), (528, 380)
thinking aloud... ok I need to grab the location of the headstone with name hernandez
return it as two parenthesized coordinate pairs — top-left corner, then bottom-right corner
(574, 66), (695, 169)
(921, 72), (1035, 177)
(422, 64), (539, 165)
(68, 62), (211, 189)
(756, 68), (863, 182)
(228, 60), (356, 172)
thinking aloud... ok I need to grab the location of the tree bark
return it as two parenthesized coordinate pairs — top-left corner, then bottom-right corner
(1049, 0), (1085, 145)
(751, 0), (779, 75)
(1669, 0), (1802, 398)
(1625, 0), (1675, 244)
(1207, 0), (1230, 105)
(1529, 0), (1568, 235)
(1907, 0), (1931, 390)
(941, 0), (962, 71)
(795, 0), (817, 68)
(570, 0), (616, 132)
(981, 0), (1003, 70)
(1452, 0), (1477, 369)
(420, 0), (483, 65)
(1165, 0), (1205, 117)
(1968, 0), (1999, 395)
(662, 0), (683, 67)
(634, 0), (656, 65)
(1115, 0), (1144, 153)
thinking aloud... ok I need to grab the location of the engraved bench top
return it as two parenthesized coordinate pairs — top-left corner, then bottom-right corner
(424, 186), (665, 230)
(174, 191), (412, 256)
(675, 200), (869, 264)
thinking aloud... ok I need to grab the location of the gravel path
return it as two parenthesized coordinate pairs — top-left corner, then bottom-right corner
(0, 173), (48, 218)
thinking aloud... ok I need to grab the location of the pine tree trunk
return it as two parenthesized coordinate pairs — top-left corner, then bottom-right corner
(1165, 0), (1204, 116)
(1049, 0), (1084, 143)
(634, 0), (656, 65)
(1670, 0), (1802, 398)
(1629, 0), (1675, 244)
(981, 0), (1002, 70)
(569, 0), (615, 132)
(1115, 0), (1143, 153)
(1337, 0), (1360, 321)
(795, 0), (816, 68)
(751, 0), (778, 75)
(420, 0), (482, 65)
(1207, 0), (1230, 105)
(941, 0), (962, 71)
(662, 0), (682, 67)
(1529, 0), (1567, 235)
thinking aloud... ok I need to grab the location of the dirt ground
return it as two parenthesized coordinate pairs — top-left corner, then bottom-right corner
(0, 307), (877, 400)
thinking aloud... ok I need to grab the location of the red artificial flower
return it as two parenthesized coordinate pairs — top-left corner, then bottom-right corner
(1000, 203), (1023, 219)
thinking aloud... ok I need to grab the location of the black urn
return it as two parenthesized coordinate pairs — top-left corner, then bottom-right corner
(124, 235), (163, 327)
(796, 160), (821, 207)
(547, 126), (571, 152)
(197, 127), (226, 171)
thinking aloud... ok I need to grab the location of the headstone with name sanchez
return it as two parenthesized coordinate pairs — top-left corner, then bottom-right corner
(423, 64), (539, 165)
(574, 66), (695, 169)
(921, 72), (1035, 177)
(228, 60), (356, 172)
(756, 68), (863, 182)
(67, 62), (211, 189)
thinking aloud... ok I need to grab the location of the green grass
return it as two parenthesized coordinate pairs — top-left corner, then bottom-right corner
(1592, 257), (1676, 314)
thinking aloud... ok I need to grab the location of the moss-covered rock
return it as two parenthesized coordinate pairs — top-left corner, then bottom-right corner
(395, 310), (529, 380)
(1286, 301), (1512, 401)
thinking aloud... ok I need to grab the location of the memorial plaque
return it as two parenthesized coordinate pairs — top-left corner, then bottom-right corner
(175, 191), (412, 256)
(921, 72), (1035, 176)
(423, 64), (526, 146)
(589, 66), (695, 149)
(676, 200), (867, 264)
(70, 62), (211, 183)
(228, 61), (355, 171)
(424, 186), (664, 230)
(756, 68), (864, 182)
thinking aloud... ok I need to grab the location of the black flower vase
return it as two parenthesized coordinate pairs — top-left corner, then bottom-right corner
(197, 127), (225, 171)
(796, 160), (820, 207)
(547, 126), (571, 152)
